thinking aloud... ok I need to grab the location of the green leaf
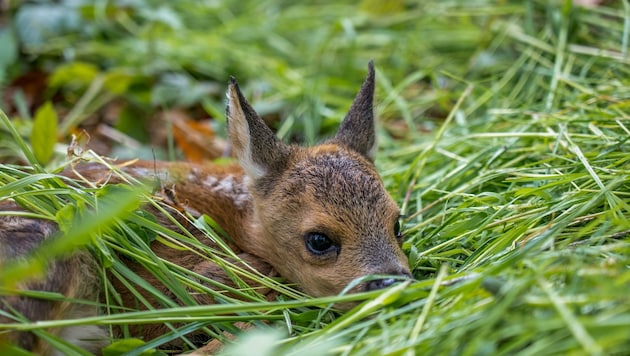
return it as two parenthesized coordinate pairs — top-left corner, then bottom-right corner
(0, 110), (42, 171)
(0, 28), (18, 84)
(53, 184), (147, 253)
(0, 343), (39, 356)
(55, 201), (86, 235)
(103, 338), (157, 356)
(103, 69), (134, 95)
(360, 0), (404, 14)
(123, 209), (159, 246)
(30, 102), (58, 165)
(14, 3), (81, 47)
(49, 62), (99, 89)
(0, 172), (58, 197)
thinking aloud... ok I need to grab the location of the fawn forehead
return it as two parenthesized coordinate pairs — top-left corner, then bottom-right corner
(279, 145), (398, 226)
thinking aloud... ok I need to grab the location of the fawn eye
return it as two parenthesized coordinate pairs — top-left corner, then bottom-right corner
(305, 233), (338, 255)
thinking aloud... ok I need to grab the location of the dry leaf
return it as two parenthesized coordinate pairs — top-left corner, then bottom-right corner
(167, 109), (227, 162)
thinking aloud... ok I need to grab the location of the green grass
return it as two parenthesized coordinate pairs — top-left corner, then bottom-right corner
(1, 0), (630, 355)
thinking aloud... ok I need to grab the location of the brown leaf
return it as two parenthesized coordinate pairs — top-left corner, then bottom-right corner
(167, 109), (227, 162)
(1, 70), (49, 115)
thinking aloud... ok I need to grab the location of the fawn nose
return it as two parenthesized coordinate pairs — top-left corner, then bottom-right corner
(365, 271), (413, 291)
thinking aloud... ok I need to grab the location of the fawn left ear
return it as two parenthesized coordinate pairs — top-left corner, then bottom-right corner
(226, 77), (289, 180)
(333, 60), (377, 162)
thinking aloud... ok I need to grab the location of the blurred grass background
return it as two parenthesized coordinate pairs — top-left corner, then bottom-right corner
(0, 0), (629, 355)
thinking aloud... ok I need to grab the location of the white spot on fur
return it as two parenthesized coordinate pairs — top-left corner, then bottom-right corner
(54, 325), (108, 356)
(202, 174), (218, 186)
(193, 173), (250, 209)
(211, 175), (249, 208)
(53, 305), (108, 355)
(155, 168), (250, 215)
(126, 167), (152, 177)
(215, 175), (235, 192)
(127, 166), (169, 183)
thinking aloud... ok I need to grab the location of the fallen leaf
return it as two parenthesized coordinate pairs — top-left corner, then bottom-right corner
(167, 109), (227, 162)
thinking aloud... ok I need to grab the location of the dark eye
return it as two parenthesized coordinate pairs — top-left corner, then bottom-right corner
(305, 233), (338, 255)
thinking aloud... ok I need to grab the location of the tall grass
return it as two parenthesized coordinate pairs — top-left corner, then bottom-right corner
(1, 0), (629, 354)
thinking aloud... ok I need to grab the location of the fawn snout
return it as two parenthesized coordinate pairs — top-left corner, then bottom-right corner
(366, 276), (409, 292)
(363, 258), (413, 292)
(356, 230), (413, 293)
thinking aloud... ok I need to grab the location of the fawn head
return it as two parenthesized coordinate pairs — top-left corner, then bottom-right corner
(226, 62), (411, 301)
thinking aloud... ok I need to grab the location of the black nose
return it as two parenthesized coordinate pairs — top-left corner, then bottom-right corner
(366, 277), (397, 291)
(365, 271), (413, 291)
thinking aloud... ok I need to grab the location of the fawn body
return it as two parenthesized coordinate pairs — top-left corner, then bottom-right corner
(0, 62), (411, 354)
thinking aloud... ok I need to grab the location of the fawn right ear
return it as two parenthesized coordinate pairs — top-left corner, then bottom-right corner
(333, 61), (377, 162)
(226, 78), (289, 180)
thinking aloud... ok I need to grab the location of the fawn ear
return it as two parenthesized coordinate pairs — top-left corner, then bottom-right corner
(334, 60), (377, 161)
(226, 77), (288, 180)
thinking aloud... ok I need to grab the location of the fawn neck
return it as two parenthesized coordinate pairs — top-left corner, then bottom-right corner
(153, 161), (261, 252)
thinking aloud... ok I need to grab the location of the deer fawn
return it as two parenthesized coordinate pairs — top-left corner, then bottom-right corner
(0, 61), (411, 354)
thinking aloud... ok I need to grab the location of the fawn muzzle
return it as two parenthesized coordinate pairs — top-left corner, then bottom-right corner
(365, 270), (413, 292)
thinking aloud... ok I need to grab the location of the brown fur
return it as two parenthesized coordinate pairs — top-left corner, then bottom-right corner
(0, 62), (411, 354)
(0, 205), (105, 354)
